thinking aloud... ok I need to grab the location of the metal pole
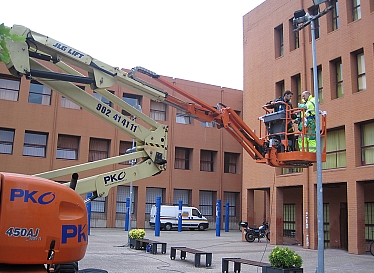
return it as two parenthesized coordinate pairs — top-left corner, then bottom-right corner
(311, 18), (324, 273)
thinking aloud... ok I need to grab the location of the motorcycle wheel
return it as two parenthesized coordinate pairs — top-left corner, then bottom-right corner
(245, 231), (255, 242)
(266, 232), (270, 242)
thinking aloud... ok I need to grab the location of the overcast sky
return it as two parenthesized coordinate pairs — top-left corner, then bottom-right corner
(2, 0), (265, 90)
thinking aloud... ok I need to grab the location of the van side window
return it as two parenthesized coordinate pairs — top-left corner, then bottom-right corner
(192, 209), (198, 216)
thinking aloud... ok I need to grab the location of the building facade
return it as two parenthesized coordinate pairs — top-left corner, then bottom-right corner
(0, 59), (243, 230)
(243, 0), (374, 254)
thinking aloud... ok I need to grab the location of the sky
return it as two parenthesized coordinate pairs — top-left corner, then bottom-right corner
(2, 0), (266, 90)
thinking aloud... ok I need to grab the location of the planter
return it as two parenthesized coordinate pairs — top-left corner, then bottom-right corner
(262, 266), (303, 273)
(129, 238), (137, 248)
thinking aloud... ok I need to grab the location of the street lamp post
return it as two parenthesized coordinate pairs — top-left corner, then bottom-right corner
(293, 2), (332, 273)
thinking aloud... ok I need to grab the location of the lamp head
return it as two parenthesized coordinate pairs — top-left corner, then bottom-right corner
(293, 9), (309, 26)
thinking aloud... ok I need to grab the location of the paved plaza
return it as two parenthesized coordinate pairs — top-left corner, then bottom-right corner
(78, 228), (373, 273)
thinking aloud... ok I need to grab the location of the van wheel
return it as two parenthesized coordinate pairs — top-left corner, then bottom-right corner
(198, 224), (205, 231)
(164, 223), (172, 231)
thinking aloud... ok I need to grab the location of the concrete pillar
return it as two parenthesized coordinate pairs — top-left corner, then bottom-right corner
(271, 186), (283, 245)
(347, 180), (365, 254)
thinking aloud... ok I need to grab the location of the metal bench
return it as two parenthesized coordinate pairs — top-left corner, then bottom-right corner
(222, 257), (270, 273)
(170, 246), (212, 267)
(135, 239), (167, 254)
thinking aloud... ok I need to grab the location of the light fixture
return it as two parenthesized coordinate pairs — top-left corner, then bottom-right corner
(293, 9), (309, 26)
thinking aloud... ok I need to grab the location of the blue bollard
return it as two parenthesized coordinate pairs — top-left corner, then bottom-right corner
(178, 200), (182, 232)
(216, 200), (221, 236)
(225, 202), (229, 232)
(85, 193), (92, 235)
(125, 197), (130, 231)
(155, 196), (161, 236)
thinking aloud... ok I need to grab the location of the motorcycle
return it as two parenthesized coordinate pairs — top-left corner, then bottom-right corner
(240, 221), (270, 242)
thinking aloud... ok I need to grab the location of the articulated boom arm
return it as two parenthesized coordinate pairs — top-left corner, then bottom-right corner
(5, 25), (170, 198)
(130, 68), (327, 168)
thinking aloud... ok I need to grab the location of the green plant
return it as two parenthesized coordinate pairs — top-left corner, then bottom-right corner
(269, 246), (303, 269)
(128, 228), (146, 239)
(0, 23), (26, 63)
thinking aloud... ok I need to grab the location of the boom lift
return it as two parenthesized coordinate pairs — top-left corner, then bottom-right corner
(0, 25), (326, 273)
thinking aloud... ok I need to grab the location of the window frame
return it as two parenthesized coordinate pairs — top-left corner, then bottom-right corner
(0, 74), (20, 101)
(23, 131), (48, 158)
(200, 150), (215, 172)
(56, 134), (80, 160)
(283, 204), (296, 238)
(0, 128), (15, 155)
(150, 101), (167, 121)
(224, 152), (239, 174)
(28, 80), (52, 105)
(88, 138), (110, 162)
(361, 122), (374, 166)
(174, 147), (191, 170)
(353, 0), (362, 21)
(322, 128), (346, 169)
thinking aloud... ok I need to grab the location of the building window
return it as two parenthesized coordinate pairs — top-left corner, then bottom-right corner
(0, 74), (20, 101)
(201, 121), (215, 128)
(331, 58), (344, 99)
(176, 109), (191, 124)
(175, 147), (191, 170)
(91, 197), (106, 213)
(61, 96), (81, 109)
(200, 150), (215, 172)
(289, 18), (299, 50)
(173, 189), (190, 206)
(88, 138), (110, 162)
(353, 0), (361, 21)
(224, 152), (239, 174)
(0, 128), (15, 154)
(145, 187), (163, 213)
(365, 202), (374, 242)
(119, 141), (134, 165)
(282, 168), (302, 174)
(332, 0), (340, 30)
(116, 186), (134, 214)
(23, 131), (48, 157)
(317, 66), (323, 103)
(56, 134), (80, 160)
(93, 91), (113, 107)
(122, 93), (141, 116)
(199, 190), (214, 216)
(312, 66), (323, 103)
(283, 204), (296, 238)
(28, 80), (52, 105)
(291, 74), (301, 104)
(324, 203), (330, 248)
(275, 24), (284, 58)
(361, 122), (374, 166)
(150, 101), (167, 121)
(224, 192), (237, 217)
(275, 80), (285, 98)
(322, 128), (346, 169)
(356, 52), (366, 92)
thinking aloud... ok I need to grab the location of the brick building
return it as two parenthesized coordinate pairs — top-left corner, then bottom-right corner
(243, 0), (374, 254)
(0, 56), (243, 230)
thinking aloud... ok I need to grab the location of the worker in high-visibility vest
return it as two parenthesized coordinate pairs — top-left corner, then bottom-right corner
(297, 91), (316, 152)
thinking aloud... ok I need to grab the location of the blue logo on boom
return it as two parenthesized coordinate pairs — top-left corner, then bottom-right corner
(10, 189), (55, 205)
(61, 224), (87, 244)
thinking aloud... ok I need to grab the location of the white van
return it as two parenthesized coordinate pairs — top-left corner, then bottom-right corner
(149, 205), (209, 231)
